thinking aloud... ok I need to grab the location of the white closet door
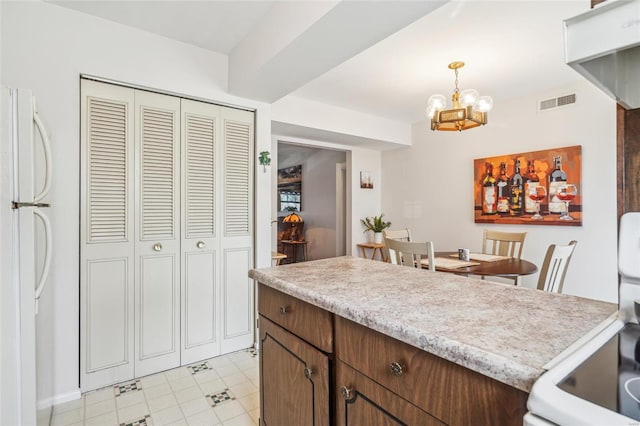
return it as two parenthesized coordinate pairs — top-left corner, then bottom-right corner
(80, 80), (135, 391)
(134, 90), (181, 377)
(180, 99), (221, 364)
(220, 107), (254, 354)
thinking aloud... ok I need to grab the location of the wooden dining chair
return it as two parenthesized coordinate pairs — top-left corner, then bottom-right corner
(482, 230), (527, 284)
(482, 230), (527, 259)
(537, 241), (577, 293)
(385, 238), (435, 272)
(382, 228), (412, 242)
(382, 228), (412, 262)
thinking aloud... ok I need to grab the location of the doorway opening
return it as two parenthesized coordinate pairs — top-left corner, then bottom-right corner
(274, 141), (348, 263)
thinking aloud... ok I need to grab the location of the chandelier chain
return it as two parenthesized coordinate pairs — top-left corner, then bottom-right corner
(454, 68), (460, 93)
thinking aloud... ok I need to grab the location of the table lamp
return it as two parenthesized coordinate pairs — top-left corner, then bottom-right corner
(283, 212), (304, 241)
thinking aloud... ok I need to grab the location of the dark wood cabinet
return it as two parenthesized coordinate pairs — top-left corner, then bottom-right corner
(335, 316), (528, 426)
(257, 283), (528, 426)
(259, 315), (330, 426)
(258, 284), (332, 426)
(336, 360), (444, 426)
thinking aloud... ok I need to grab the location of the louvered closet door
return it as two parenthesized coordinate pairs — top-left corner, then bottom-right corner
(134, 90), (181, 377)
(80, 80), (135, 391)
(220, 107), (254, 353)
(180, 99), (222, 364)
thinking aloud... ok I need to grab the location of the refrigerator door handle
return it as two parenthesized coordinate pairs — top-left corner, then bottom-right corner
(33, 208), (52, 315)
(33, 100), (52, 203)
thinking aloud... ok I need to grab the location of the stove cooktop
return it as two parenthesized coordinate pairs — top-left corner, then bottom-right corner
(558, 323), (640, 421)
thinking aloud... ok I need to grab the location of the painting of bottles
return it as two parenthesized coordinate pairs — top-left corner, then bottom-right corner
(473, 145), (582, 226)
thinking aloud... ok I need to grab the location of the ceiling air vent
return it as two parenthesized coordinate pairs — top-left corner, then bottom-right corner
(538, 93), (576, 112)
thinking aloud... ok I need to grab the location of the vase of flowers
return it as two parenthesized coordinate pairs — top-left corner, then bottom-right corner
(360, 214), (391, 244)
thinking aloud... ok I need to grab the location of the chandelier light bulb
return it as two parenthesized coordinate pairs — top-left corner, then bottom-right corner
(459, 89), (479, 107)
(426, 94), (446, 118)
(475, 95), (494, 112)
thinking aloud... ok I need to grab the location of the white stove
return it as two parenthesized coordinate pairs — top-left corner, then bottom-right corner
(526, 212), (640, 425)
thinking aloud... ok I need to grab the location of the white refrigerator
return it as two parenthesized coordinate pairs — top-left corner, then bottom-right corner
(0, 87), (53, 426)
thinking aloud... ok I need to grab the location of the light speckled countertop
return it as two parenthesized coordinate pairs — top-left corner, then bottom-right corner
(249, 256), (617, 392)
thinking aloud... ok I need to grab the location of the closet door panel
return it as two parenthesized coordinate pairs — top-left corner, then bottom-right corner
(184, 251), (216, 347)
(220, 107), (254, 353)
(134, 90), (181, 377)
(138, 254), (177, 358)
(80, 79), (135, 392)
(180, 99), (221, 363)
(223, 248), (252, 339)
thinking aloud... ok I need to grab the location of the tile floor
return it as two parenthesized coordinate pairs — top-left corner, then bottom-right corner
(51, 349), (260, 426)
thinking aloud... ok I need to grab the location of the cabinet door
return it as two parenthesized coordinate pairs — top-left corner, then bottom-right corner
(336, 361), (445, 426)
(180, 99), (221, 364)
(259, 316), (329, 426)
(134, 90), (181, 377)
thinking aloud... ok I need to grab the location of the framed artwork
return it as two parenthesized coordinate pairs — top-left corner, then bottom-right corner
(360, 171), (373, 189)
(473, 145), (582, 226)
(278, 165), (302, 212)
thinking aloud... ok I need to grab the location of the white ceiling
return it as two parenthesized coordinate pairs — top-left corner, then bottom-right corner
(50, 0), (591, 125)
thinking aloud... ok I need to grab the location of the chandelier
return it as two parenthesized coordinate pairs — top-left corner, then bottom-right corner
(426, 61), (493, 132)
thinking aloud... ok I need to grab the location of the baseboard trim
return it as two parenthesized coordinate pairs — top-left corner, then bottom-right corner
(38, 389), (82, 410)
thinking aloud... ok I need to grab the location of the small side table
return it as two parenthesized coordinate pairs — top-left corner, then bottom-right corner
(271, 251), (287, 266)
(279, 240), (308, 263)
(357, 242), (387, 262)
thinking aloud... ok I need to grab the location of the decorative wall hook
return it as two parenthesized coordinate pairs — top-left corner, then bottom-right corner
(259, 151), (271, 172)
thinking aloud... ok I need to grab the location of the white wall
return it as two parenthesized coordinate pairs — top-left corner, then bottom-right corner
(382, 80), (618, 303)
(1, 1), (272, 404)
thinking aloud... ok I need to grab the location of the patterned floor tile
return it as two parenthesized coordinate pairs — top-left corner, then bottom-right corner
(187, 362), (212, 375)
(205, 389), (235, 407)
(120, 414), (153, 426)
(54, 349), (258, 426)
(115, 380), (142, 396)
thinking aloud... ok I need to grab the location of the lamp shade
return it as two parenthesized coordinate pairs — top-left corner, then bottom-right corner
(283, 212), (303, 223)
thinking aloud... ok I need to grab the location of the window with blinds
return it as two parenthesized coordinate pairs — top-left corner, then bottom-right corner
(185, 114), (216, 237)
(141, 107), (175, 240)
(224, 120), (250, 236)
(87, 97), (128, 242)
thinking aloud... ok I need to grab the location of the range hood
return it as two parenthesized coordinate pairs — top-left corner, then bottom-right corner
(564, 0), (640, 109)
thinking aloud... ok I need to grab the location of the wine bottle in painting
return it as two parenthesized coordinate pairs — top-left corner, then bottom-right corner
(548, 155), (567, 214)
(524, 160), (540, 214)
(509, 159), (524, 216)
(497, 161), (510, 215)
(482, 162), (497, 215)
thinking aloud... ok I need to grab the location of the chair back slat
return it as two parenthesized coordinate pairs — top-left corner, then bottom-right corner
(483, 230), (527, 259)
(537, 241), (578, 293)
(383, 228), (412, 242)
(384, 238), (435, 272)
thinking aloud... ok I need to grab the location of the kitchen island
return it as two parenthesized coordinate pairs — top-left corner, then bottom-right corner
(249, 256), (617, 425)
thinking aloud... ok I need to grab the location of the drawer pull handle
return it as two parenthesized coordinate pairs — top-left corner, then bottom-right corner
(389, 362), (404, 376)
(340, 386), (353, 400)
(153, 242), (163, 252)
(196, 241), (205, 249)
(304, 368), (313, 379)
(279, 306), (288, 314)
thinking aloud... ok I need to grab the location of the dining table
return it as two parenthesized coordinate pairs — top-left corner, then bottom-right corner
(426, 251), (538, 279)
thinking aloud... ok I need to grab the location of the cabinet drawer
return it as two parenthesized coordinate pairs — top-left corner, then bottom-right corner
(258, 283), (333, 353)
(335, 316), (528, 426)
(336, 360), (444, 426)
